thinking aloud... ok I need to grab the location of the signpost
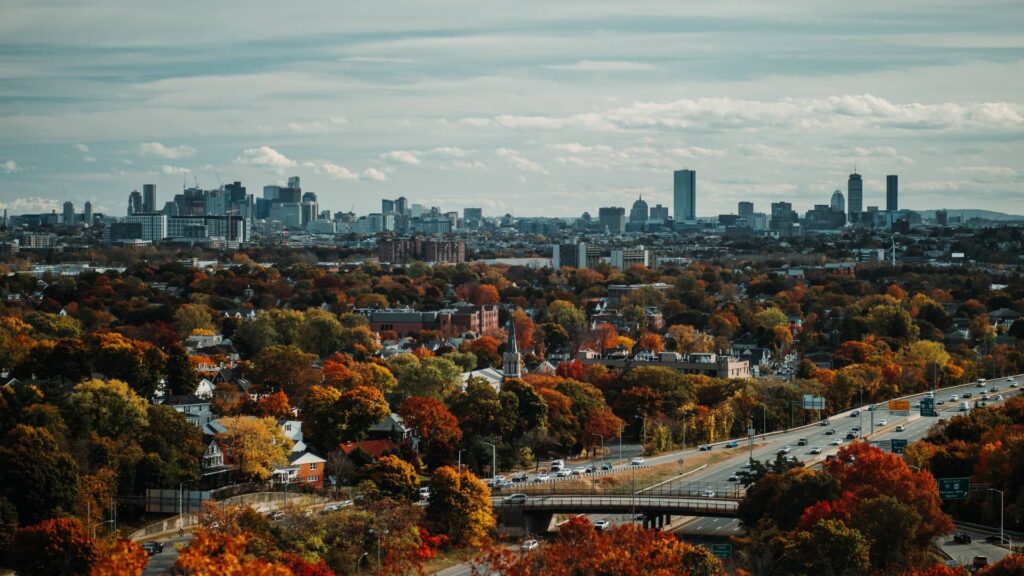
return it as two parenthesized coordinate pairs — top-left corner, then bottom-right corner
(710, 543), (732, 559)
(802, 395), (826, 410)
(920, 397), (937, 417)
(938, 477), (970, 500)
(889, 399), (910, 415)
(891, 439), (908, 454)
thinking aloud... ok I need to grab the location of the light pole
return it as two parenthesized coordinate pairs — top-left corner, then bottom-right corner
(591, 433), (604, 468)
(457, 449), (465, 473)
(618, 434), (622, 462)
(356, 552), (369, 574)
(369, 528), (389, 576)
(481, 441), (497, 485)
(92, 519), (115, 539)
(990, 488), (1004, 547)
(762, 404), (767, 440)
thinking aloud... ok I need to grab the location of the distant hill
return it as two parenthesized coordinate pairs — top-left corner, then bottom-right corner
(916, 209), (1024, 222)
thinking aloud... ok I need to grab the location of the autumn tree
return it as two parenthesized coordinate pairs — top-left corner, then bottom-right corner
(545, 300), (586, 347)
(68, 378), (149, 439)
(363, 454), (418, 500)
(165, 344), (200, 397)
(90, 539), (149, 576)
(397, 396), (462, 466)
(0, 424), (79, 524)
(255, 391), (293, 419)
(174, 530), (294, 576)
(302, 385), (389, 452)
(426, 466), (495, 546)
(250, 344), (321, 404)
(8, 517), (99, 576)
(512, 309), (535, 352)
(216, 416), (292, 481)
(638, 333), (664, 353)
(174, 303), (215, 336)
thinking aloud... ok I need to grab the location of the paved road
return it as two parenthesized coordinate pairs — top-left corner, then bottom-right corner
(141, 534), (191, 576)
(939, 527), (1012, 568)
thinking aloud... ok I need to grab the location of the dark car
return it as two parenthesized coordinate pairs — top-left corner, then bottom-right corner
(845, 432), (857, 440)
(954, 532), (972, 544)
(963, 392), (973, 398)
(141, 541), (164, 555)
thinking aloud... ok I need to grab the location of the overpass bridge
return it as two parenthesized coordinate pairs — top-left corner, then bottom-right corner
(493, 485), (742, 533)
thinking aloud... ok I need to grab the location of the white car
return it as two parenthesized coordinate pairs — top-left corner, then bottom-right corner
(594, 519), (610, 531)
(808, 446), (822, 454)
(521, 539), (539, 551)
(895, 425), (905, 432)
(419, 487), (430, 500)
(630, 457), (645, 466)
(727, 475), (740, 482)
(701, 490), (716, 498)
(556, 469), (572, 478)
(830, 439), (842, 446)
(1011, 381), (1019, 388)
(777, 445), (791, 454)
(949, 395), (959, 402)
(534, 472), (550, 482)
(877, 420), (888, 426)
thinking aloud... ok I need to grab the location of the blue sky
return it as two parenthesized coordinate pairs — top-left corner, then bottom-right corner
(1, 0), (1022, 217)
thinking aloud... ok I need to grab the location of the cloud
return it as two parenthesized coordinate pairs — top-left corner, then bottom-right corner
(362, 167), (388, 181)
(545, 60), (656, 72)
(3, 160), (17, 173)
(237, 145), (296, 170)
(74, 144), (90, 152)
(285, 117), (348, 134)
(321, 162), (359, 180)
(430, 146), (474, 158)
(138, 141), (197, 159)
(161, 165), (191, 174)
(735, 143), (789, 159)
(0, 196), (59, 213)
(84, 156), (97, 163)
(381, 150), (421, 165)
(496, 148), (546, 174)
(462, 95), (1024, 134)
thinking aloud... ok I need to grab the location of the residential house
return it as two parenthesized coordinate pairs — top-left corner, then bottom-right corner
(272, 452), (327, 490)
(163, 394), (213, 428)
(368, 413), (414, 445)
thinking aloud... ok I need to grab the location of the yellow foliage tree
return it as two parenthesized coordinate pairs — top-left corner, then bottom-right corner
(216, 416), (292, 481)
(90, 539), (148, 576)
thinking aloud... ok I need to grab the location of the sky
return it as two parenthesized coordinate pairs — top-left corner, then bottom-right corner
(1, 0), (1022, 218)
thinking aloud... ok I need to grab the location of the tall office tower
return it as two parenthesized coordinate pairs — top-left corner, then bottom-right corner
(847, 172), (863, 223)
(83, 201), (93, 227)
(382, 199), (395, 214)
(287, 176), (300, 189)
(598, 207), (626, 234)
(463, 207), (483, 224)
(394, 196), (408, 216)
(142, 184), (156, 213)
(738, 201), (754, 219)
(936, 210), (948, 226)
(886, 175), (898, 212)
(263, 185), (280, 200)
(673, 169), (696, 221)
(650, 204), (670, 222)
(225, 181), (247, 202)
(830, 190), (845, 213)
(128, 190), (143, 215)
(63, 201), (74, 225)
(629, 196), (649, 223)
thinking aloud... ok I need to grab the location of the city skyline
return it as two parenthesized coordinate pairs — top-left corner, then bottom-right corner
(1, 1), (1023, 217)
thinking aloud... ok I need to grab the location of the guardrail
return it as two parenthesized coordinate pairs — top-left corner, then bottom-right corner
(499, 494), (740, 517)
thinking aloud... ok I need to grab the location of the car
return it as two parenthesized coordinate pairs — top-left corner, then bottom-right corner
(556, 469), (572, 478)
(850, 410), (860, 417)
(963, 392), (973, 398)
(973, 556), (989, 569)
(846, 432), (858, 440)
(995, 395), (1005, 402)
(271, 511), (286, 521)
(594, 519), (610, 531)
(936, 399), (946, 405)
(949, 395), (959, 402)
(777, 445), (791, 454)
(1011, 382), (1019, 388)
(551, 459), (565, 468)
(984, 535), (1007, 544)
(824, 429), (836, 435)
(808, 446), (822, 454)
(725, 440), (739, 448)
(698, 444), (712, 451)
(913, 401), (920, 408)
(895, 425), (905, 432)
(511, 472), (529, 483)
(600, 462), (614, 471)
(877, 420), (888, 426)
(571, 467), (585, 476)
(141, 541), (164, 555)
(820, 419), (830, 426)
(982, 393), (990, 400)
(630, 457), (645, 466)
(797, 438), (808, 446)
(701, 490), (716, 498)
(727, 475), (740, 482)
(534, 472), (550, 482)
(977, 378), (987, 387)
(851, 426), (861, 433)
(419, 487), (431, 499)
(954, 532), (972, 544)
(741, 459), (753, 468)
(831, 439), (842, 446)
(521, 539), (539, 551)
(503, 493), (528, 504)
(321, 500), (354, 514)
(990, 385), (999, 393)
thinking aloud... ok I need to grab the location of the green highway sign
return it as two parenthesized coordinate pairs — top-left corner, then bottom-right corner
(920, 397), (937, 417)
(891, 439), (908, 454)
(938, 477), (970, 500)
(709, 543), (732, 559)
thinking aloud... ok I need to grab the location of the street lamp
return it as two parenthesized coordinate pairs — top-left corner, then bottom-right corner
(990, 488), (1004, 547)
(481, 441), (497, 485)
(368, 528), (389, 576)
(92, 519), (115, 539)
(356, 552), (369, 574)
(591, 433), (604, 468)
(457, 449), (465, 473)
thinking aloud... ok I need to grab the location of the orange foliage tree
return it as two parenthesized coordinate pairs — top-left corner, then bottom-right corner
(174, 529), (294, 576)
(90, 539), (148, 576)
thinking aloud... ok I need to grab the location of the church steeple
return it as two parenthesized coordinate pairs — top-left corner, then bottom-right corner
(502, 312), (523, 381)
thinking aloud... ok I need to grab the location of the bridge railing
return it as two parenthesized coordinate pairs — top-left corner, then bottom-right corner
(505, 478), (744, 500)
(507, 494), (740, 515)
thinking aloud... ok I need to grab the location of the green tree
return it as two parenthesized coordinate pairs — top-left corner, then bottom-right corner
(174, 303), (215, 336)
(298, 309), (345, 357)
(0, 425), (79, 524)
(790, 519), (870, 576)
(754, 307), (789, 329)
(231, 315), (279, 358)
(67, 378), (149, 439)
(136, 404), (206, 489)
(546, 301), (586, 347)
(165, 344), (200, 397)
(25, 311), (83, 339)
(388, 354), (462, 399)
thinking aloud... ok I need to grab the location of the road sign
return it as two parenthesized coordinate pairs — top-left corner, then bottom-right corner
(709, 543), (732, 559)
(747, 427), (755, 437)
(889, 399), (910, 414)
(920, 397), (937, 417)
(802, 395), (826, 410)
(937, 477), (970, 500)
(891, 439), (908, 454)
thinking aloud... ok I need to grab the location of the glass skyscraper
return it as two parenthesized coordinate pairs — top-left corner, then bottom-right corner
(674, 169), (696, 221)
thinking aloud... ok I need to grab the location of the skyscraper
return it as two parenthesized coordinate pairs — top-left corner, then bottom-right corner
(63, 201), (74, 225)
(83, 201), (92, 227)
(287, 176), (301, 189)
(886, 175), (898, 212)
(830, 190), (845, 213)
(847, 172), (863, 224)
(673, 169), (696, 221)
(629, 196), (649, 223)
(142, 184), (156, 213)
(598, 207), (626, 234)
(128, 190), (143, 215)
(738, 201), (754, 219)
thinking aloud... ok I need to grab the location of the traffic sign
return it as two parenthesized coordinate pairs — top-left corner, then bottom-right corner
(889, 399), (910, 415)
(891, 439), (908, 454)
(920, 397), (937, 417)
(938, 477), (970, 500)
(709, 543), (732, 559)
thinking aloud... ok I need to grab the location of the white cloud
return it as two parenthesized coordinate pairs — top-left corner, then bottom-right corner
(3, 160), (16, 173)
(285, 117), (348, 134)
(735, 143), (789, 159)
(381, 150), (421, 165)
(74, 144), (90, 152)
(138, 141), (197, 159)
(496, 147), (546, 174)
(161, 164), (191, 174)
(545, 60), (656, 72)
(84, 156), (97, 163)
(445, 160), (488, 171)
(430, 146), (473, 157)
(321, 162), (359, 180)
(0, 196), (59, 213)
(362, 167), (388, 181)
(237, 145), (296, 170)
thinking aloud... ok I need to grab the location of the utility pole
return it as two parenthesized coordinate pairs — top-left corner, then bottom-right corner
(482, 441), (497, 485)
(457, 449), (465, 473)
(369, 528), (389, 576)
